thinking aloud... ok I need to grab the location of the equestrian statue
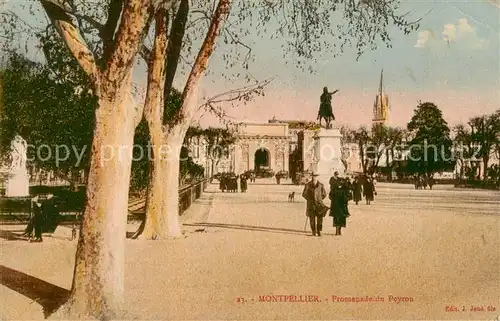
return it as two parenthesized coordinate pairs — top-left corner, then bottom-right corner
(317, 87), (339, 129)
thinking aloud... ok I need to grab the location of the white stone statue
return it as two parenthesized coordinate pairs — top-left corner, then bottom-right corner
(9, 135), (27, 173)
(5, 134), (29, 197)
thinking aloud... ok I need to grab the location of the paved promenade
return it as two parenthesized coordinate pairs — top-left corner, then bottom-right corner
(0, 179), (499, 319)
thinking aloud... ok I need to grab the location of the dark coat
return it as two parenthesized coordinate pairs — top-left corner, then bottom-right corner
(302, 180), (327, 217)
(363, 179), (375, 201)
(329, 183), (350, 219)
(42, 198), (59, 233)
(33, 202), (44, 225)
(240, 176), (247, 191)
(352, 180), (363, 202)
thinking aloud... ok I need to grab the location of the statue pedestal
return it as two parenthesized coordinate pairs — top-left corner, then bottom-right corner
(5, 170), (30, 197)
(312, 126), (344, 185)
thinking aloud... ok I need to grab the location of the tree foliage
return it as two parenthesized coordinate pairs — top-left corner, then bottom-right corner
(181, 0), (422, 78)
(344, 123), (405, 174)
(0, 50), (95, 183)
(406, 101), (454, 175)
(186, 125), (236, 175)
(452, 110), (500, 180)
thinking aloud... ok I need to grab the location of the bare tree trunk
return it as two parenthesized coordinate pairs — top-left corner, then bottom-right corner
(141, 125), (188, 238)
(143, 0), (231, 238)
(359, 143), (366, 173)
(483, 156), (489, 180)
(162, 130), (186, 236)
(56, 83), (137, 319)
(38, 0), (158, 317)
(140, 144), (167, 239)
(137, 6), (170, 239)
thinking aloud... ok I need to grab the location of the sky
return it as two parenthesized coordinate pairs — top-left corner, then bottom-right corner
(190, 0), (500, 129)
(3, 0), (499, 129)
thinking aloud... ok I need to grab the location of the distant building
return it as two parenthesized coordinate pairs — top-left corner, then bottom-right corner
(192, 71), (394, 177)
(372, 69), (389, 126)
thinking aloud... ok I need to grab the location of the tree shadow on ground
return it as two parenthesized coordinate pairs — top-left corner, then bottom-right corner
(246, 183), (295, 186)
(0, 265), (70, 318)
(125, 191), (217, 239)
(214, 199), (304, 205)
(183, 222), (317, 236)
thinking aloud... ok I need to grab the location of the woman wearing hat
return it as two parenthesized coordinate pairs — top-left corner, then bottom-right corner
(329, 177), (351, 235)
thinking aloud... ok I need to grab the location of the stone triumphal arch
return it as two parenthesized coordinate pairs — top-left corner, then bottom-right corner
(233, 122), (290, 174)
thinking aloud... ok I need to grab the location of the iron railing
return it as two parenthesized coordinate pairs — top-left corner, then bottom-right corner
(0, 178), (210, 221)
(178, 178), (209, 216)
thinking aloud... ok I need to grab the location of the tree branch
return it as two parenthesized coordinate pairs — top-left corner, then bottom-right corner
(63, 0), (104, 32)
(163, 0), (189, 103)
(103, 0), (171, 92)
(177, 0), (231, 120)
(137, 9), (156, 62)
(143, 5), (169, 125)
(39, 0), (99, 83)
(100, 0), (124, 65)
(223, 20), (252, 63)
(198, 77), (274, 125)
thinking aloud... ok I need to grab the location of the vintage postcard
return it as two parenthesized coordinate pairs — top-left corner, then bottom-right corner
(0, 0), (499, 320)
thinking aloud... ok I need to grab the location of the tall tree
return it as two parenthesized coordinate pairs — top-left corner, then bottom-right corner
(384, 126), (404, 170)
(493, 110), (500, 162)
(340, 124), (353, 172)
(351, 126), (370, 174)
(12, 1), (176, 318)
(453, 124), (476, 180)
(468, 113), (500, 179)
(367, 123), (388, 170)
(203, 126), (236, 175)
(406, 101), (454, 177)
(139, 0), (233, 239)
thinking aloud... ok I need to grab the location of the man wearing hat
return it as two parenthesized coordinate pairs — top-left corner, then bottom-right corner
(302, 172), (327, 236)
(329, 171), (340, 186)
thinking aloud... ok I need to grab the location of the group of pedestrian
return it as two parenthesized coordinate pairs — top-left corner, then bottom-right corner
(351, 174), (376, 205)
(302, 171), (377, 237)
(218, 172), (248, 193)
(413, 174), (434, 190)
(22, 193), (58, 242)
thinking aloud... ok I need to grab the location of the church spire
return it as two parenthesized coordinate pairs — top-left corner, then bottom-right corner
(373, 69), (388, 125)
(378, 69), (384, 94)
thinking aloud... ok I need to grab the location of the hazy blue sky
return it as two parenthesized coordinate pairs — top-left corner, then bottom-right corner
(3, 0), (499, 128)
(192, 0), (500, 128)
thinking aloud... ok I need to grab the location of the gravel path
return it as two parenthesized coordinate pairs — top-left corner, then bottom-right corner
(1, 181), (499, 320)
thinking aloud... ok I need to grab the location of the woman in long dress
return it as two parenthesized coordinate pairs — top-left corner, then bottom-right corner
(352, 177), (363, 205)
(329, 178), (350, 236)
(362, 176), (376, 205)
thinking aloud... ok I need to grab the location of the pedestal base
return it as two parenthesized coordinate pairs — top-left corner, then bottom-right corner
(313, 127), (344, 185)
(5, 172), (30, 197)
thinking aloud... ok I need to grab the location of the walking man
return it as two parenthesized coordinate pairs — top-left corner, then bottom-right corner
(302, 172), (327, 236)
(22, 195), (38, 238)
(42, 193), (58, 233)
(30, 196), (44, 242)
